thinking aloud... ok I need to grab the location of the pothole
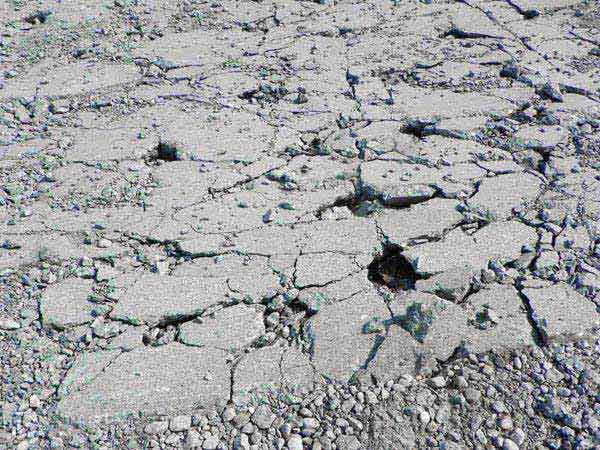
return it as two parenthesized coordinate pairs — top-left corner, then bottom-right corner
(367, 245), (426, 291)
(149, 140), (186, 162)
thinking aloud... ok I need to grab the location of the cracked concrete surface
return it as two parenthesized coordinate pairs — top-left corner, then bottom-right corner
(0, 0), (600, 447)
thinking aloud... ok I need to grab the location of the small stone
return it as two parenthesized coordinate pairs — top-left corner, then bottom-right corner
(233, 434), (250, 450)
(299, 407), (313, 417)
(29, 394), (41, 409)
(546, 368), (564, 384)
(251, 404), (275, 429)
(97, 238), (112, 248)
(303, 418), (320, 429)
(185, 430), (202, 448)
(499, 416), (513, 431)
(170, 415), (192, 432)
(164, 434), (181, 446)
(491, 402), (506, 413)
(222, 406), (236, 422)
(202, 436), (219, 450)
(428, 376), (446, 388)
(0, 433), (12, 445)
(464, 388), (482, 404)
(241, 423), (254, 434)
(0, 319), (20, 330)
(335, 435), (361, 450)
(513, 357), (522, 370)
(50, 99), (70, 114)
(287, 434), (304, 450)
(153, 260), (169, 275)
(503, 438), (519, 450)
(454, 376), (468, 389)
(537, 82), (563, 102)
(144, 421), (168, 435)
(511, 428), (526, 445)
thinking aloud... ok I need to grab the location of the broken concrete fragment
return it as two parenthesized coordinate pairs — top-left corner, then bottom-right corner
(468, 172), (543, 220)
(58, 344), (230, 422)
(403, 228), (479, 276)
(534, 249), (561, 274)
(176, 235), (227, 257)
(40, 278), (95, 330)
(397, 295), (469, 363)
(472, 221), (538, 265)
(299, 218), (380, 256)
(306, 292), (390, 381)
(298, 271), (373, 306)
(464, 285), (536, 353)
(232, 344), (318, 405)
(1, 62), (139, 101)
(2, 0), (599, 429)
(66, 128), (158, 162)
(105, 326), (146, 352)
(172, 255), (281, 300)
(415, 264), (476, 302)
(359, 160), (440, 206)
(372, 293), (470, 378)
(294, 253), (361, 288)
(178, 304), (265, 351)
(537, 82), (564, 102)
(522, 284), (599, 343)
(375, 198), (463, 248)
(514, 125), (569, 154)
(158, 109), (275, 163)
(477, 159), (523, 175)
(361, 325), (423, 384)
(58, 350), (121, 397)
(110, 275), (228, 325)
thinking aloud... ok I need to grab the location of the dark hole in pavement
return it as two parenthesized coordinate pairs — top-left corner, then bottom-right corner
(151, 141), (184, 162)
(368, 246), (424, 291)
(25, 10), (53, 24)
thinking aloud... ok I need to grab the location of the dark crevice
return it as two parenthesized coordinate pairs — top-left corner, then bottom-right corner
(442, 25), (505, 40)
(317, 186), (424, 220)
(459, 280), (481, 304)
(504, 0), (540, 20)
(515, 285), (546, 347)
(431, 344), (470, 377)
(314, 193), (360, 218)
(367, 244), (428, 291)
(228, 365), (236, 403)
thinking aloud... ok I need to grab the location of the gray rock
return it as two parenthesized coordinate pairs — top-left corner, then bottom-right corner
(287, 434), (304, 450)
(251, 404), (275, 430)
(522, 283), (599, 343)
(178, 304), (265, 351)
(232, 344), (318, 405)
(144, 421), (169, 435)
(40, 278), (95, 329)
(170, 415), (192, 432)
(58, 343), (230, 422)
(307, 291), (390, 381)
(202, 435), (220, 450)
(0, 319), (21, 330)
(233, 434), (250, 450)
